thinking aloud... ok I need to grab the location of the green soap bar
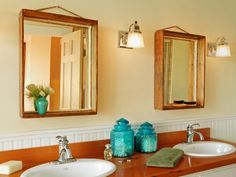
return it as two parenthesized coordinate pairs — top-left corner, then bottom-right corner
(146, 147), (184, 168)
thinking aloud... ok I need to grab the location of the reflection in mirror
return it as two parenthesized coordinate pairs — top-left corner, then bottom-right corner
(154, 30), (205, 110)
(20, 9), (98, 118)
(164, 38), (197, 105)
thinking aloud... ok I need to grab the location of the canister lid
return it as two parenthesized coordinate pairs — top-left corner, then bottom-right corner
(137, 122), (156, 135)
(113, 118), (132, 131)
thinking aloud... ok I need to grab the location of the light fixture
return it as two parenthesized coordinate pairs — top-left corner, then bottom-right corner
(215, 37), (231, 57)
(118, 21), (144, 49)
(208, 37), (231, 57)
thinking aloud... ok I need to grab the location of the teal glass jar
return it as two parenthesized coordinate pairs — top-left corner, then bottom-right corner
(110, 118), (134, 157)
(136, 122), (157, 153)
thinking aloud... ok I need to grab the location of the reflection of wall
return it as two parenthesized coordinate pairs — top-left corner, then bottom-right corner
(24, 35), (51, 111)
(0, 0), (236, 136)
(171, 40), (190, 102)
(50, 37), (61, 110)
(163, 40), (173, 104)
(29, 35), (51, 84)
(25, 21), (72, 36)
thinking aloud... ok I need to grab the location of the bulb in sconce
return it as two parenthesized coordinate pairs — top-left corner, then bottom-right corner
(216, 44), (231, 57)
(215, 37), (231, 57)
(127, 32), (144, 48)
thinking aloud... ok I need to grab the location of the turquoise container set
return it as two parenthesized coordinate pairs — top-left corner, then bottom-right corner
(110, 118), (157, 157)
(136, 122), (157, 153)
(110, 118), (134, 157)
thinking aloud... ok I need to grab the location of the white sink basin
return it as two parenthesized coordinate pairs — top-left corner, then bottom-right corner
(20, 159), (116, 177)
(173, 141), (236, 157)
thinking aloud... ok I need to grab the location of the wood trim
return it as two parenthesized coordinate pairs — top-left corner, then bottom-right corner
(154, 30), (164, 109)
(188, 41), (194, 101)
(197, 36), (206, 108)
(22, 110), (97, 118)
(164, 30), (205, 40)
(160, 104), (202, 110)
(19, 10), (25, 117)
(22, 9), (97, 26)
(95, 20), (98, 113)
(19, 9), (98, 118)
(154, 29), (206, 110)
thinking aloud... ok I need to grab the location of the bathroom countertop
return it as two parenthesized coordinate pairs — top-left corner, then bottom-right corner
(109, 141), (236, 177)
(2, 141), (236, 177)
(1, 128), (236, 177)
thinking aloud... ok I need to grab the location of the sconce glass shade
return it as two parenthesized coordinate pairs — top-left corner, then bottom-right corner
(215, 37), (231, 57)
(126, 21), (144, 48)
(216, 44), (231, 57)
(127, 32), (144, 48)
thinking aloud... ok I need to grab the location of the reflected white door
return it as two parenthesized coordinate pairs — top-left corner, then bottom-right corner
(60, 30), (83, 110)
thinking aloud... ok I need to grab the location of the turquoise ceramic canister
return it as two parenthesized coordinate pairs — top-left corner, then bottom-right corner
(110, 118), (134, 157)
(136, 122), (157, 153)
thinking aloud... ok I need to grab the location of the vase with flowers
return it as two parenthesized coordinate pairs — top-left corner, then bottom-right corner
(26, 84), (54, 115)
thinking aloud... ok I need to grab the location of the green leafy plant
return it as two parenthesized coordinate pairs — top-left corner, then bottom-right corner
(26, 84), (54, 99)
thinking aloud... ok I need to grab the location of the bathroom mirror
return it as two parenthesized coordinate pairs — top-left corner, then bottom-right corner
(154, 30), (205, 110)
(19, 9), (97, 118)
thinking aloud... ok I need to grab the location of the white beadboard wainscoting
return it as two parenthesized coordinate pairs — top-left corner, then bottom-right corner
(0, 116), (236, 151)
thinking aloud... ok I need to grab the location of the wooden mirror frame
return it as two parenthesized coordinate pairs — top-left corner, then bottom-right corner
(154, 30), (205, 110)
(19, 9), (98, 118)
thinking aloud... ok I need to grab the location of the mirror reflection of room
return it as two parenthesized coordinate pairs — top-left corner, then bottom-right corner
(163, 38), (197, 105)
(24, 20), (90, 112)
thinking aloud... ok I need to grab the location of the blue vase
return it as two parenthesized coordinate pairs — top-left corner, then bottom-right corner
(35, 97), (48, 115)
(136, 122), (157, 153)
(110, 118), (134, 157)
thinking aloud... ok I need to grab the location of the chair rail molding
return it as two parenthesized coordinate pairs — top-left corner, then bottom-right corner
(0, 115), (236, 151)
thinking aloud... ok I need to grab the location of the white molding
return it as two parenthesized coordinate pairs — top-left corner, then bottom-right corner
(0, 115), (236, 151)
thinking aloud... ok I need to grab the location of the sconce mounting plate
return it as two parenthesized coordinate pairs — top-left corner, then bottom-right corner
(207, 42), (217, 57)
(118, 31), (133, 49)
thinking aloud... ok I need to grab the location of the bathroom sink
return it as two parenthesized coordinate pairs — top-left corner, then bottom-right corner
(173, 141), (236, 157)
(20, 159), (116, 177)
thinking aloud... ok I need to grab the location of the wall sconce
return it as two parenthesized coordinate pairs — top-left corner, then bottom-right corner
(208, 37), (231, 57)
(118, 21), (144, 49)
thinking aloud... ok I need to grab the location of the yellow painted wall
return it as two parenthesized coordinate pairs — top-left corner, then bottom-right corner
(0, 0), (236, 134)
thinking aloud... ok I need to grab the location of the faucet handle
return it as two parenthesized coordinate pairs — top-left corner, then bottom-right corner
(56, 136), (68, 143)
(187, 123), (200, 130)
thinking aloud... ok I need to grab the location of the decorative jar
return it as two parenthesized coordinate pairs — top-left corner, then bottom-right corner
(35, 97), (48, 115)
(110, 118), (134, 157)
(136, 122), (157, 153)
